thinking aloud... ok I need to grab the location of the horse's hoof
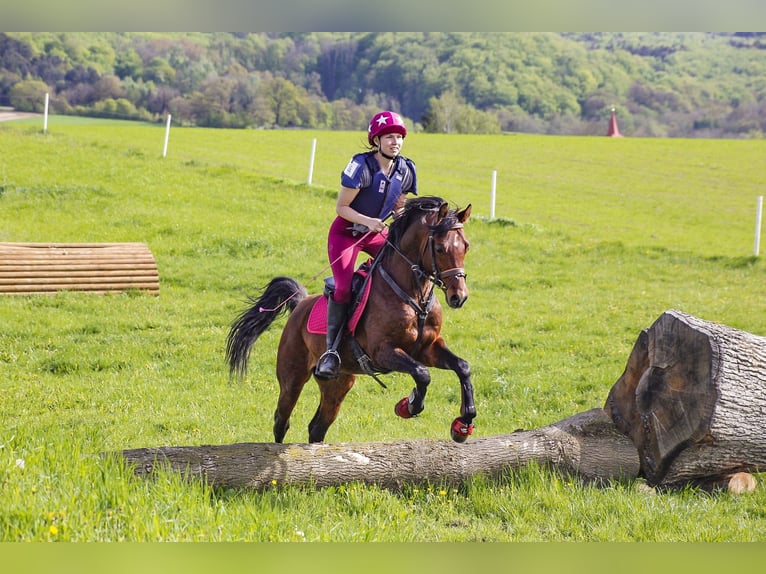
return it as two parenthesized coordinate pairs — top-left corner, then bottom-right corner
(450, 417), (474, 443)
(395, 397), (413, 419)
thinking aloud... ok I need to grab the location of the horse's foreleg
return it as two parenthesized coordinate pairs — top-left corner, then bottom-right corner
(420, 337), (476, 442)
(377, 348), (432, 418)
(308, 373), (356, 443)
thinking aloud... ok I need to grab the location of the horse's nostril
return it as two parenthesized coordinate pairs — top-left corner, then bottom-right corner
(450, 295), (466, 308)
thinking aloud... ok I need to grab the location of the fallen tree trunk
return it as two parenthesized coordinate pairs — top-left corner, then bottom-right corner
(120, 408), (640, 490)
(119, 310), (766, 491)
(606, 309), (766, 486)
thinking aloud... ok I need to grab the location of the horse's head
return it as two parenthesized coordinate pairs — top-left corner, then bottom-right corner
(428, 201), (472, 308)
(389, 196), (472, 309)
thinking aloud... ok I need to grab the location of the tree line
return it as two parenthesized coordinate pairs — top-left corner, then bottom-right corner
(2, 32), (766, 138)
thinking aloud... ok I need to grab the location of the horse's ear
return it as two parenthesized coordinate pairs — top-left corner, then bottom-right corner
(438, 201), (450, 220)
(457, 204), (472, 223)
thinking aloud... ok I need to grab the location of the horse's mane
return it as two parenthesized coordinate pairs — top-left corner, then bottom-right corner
(387, 195), (459, 248)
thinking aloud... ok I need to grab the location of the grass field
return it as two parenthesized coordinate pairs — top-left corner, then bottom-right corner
(1, 116), (766, 545)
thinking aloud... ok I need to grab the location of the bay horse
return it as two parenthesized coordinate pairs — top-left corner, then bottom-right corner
(225, 196), (476, 444)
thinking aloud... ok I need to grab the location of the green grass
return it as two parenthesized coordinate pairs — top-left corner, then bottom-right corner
(1, 119), (766, 542)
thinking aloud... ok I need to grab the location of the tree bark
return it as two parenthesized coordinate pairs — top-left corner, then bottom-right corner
(605, 309), (766, 486)
(119, 408), (640, 490)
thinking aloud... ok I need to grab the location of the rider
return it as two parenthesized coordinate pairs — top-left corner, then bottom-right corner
(314, 110), (418, 379)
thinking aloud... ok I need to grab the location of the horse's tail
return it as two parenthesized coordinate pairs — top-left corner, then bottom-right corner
(226, 276), (308, 379)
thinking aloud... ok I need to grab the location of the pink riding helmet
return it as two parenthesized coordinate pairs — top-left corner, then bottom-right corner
(368, 111), (407, 146)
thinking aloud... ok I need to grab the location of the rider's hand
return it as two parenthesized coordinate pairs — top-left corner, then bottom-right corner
(367, 218), (386, 233)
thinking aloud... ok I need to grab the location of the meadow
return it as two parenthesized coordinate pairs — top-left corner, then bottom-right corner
(1, 115), (766, 547)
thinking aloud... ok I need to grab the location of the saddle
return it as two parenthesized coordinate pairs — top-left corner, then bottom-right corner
(307, 259), (387, 385)
(307, 259), (374, 336)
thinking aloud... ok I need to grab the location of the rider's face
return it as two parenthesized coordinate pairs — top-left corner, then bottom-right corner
(377, 133), (403, 156)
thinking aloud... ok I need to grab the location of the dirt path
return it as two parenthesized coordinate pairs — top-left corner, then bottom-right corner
(0, 111), (40, 122)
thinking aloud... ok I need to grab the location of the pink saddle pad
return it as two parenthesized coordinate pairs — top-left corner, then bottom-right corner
(307, 273), (373, 335)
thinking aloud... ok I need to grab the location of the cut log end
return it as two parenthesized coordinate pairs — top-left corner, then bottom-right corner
(607, 309), (766, 486)
(727, 472), (758, 495)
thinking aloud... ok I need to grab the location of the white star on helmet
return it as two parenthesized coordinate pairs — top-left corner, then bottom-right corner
(376, 115), (389, 126)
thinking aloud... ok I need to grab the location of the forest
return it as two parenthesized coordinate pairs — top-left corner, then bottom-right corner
(2, 32), (766, 138)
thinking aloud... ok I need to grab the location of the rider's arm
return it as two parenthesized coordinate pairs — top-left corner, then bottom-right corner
(336, 186), (386, 232)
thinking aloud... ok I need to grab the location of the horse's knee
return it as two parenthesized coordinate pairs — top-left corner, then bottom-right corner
(412, 364), (431, 389)
(456, 358), (471, 380)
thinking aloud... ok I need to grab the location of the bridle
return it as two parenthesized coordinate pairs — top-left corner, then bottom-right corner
(382, 225), (466, 297)
(423, 223), (467, 293)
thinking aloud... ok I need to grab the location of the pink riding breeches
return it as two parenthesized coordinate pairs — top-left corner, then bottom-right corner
(327, 216), (387, 303)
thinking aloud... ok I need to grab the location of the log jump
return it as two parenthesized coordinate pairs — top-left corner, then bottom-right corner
(120, 408), (640, 491)
(118, 310), (765, 491)
(0, 242), (159, 295)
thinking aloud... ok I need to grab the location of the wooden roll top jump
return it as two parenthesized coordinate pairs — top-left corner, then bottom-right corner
(0, 242), (159, 295)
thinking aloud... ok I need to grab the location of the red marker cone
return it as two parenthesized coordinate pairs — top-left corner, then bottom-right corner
(607, 107), (622, 137)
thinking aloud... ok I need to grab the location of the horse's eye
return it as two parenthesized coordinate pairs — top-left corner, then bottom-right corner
(435, 245), (446, 254)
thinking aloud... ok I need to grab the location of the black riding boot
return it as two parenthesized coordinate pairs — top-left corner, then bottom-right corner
(315, 299), (349, 379)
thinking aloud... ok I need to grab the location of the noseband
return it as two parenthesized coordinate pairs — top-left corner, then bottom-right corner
(425, 223), (467, 293)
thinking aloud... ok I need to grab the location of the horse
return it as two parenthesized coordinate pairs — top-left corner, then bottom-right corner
(225, 195), (476, 444)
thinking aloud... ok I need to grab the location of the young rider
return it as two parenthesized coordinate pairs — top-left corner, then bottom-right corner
(315, 110), (418, 379)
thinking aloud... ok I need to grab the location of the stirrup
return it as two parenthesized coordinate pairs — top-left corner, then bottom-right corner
(315, 349), (341, 378)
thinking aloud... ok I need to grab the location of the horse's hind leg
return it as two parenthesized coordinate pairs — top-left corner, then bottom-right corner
(273, 379), (308, 443)
(307, 373), (356, 443)
(273, 340), (314, 443)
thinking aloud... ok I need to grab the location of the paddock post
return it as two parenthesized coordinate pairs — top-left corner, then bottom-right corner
(308, 138), (317, 185)
(755, 195), (764, 257)
(490, 170), (497, 219)
(43, 93), (49, 134)
(162, 114), (172, 158)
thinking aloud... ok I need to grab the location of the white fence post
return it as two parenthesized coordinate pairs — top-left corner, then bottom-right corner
(308, 138), (317, 185)
(162, 114), (172, 158)
(490, 170), (497, 219)
(43, 92), (49, 134)
(755, 195), (764, 257)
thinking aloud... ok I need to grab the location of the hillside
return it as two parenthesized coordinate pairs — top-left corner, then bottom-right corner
(2, 32), (765, 137)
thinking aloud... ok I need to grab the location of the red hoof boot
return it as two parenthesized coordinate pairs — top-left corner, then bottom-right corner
(450, 417), (474, 443)
(395, 397), (413, 419)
